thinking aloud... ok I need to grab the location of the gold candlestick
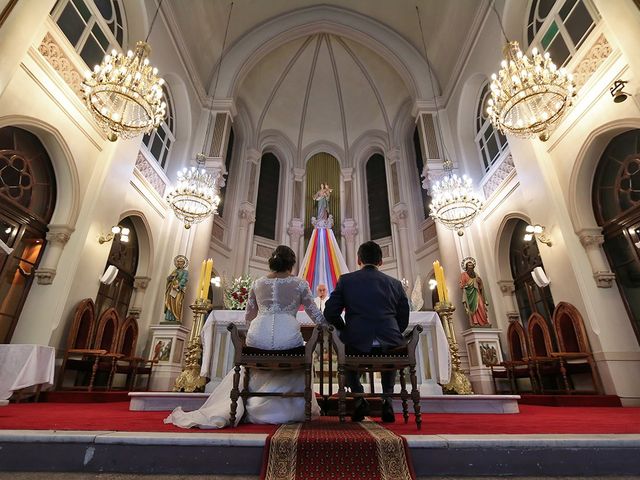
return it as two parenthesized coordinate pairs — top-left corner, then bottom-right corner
(435, 301), (474, 395)
(173, 299), (212, 392)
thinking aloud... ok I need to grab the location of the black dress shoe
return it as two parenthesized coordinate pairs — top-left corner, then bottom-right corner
(381, 399), (395, 423)
(351, 398), (370, 422)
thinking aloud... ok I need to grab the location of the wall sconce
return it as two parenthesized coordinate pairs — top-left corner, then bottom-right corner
(610, 80), (631, 103)
(524, 224), (552, 246)
(211, 276), (221, 287)
(99, 225), (130, 244)
(428, 279), (438, 290)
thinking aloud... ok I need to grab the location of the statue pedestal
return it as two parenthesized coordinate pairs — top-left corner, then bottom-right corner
(147, 324), (190, 391)
(461, 327), (504, 394)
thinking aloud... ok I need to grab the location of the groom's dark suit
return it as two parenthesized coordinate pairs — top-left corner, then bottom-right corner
(323, 265), (410, 395)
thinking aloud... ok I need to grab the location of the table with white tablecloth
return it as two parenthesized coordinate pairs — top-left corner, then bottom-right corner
(200, 310), (451, 395)
(0, 344), (55, 405)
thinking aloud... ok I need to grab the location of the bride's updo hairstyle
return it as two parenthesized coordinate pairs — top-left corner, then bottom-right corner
(269, 245), (296, 272)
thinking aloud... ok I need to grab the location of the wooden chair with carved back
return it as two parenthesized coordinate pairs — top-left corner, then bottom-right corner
(551, 302), (603, 394)
(109, 315), (157, 391)
(57, 299), (110, 390)
(329, 324), (423, 429)
(490, 321), (535, 393)
(90, 307), (124, 390)
(527, 313), (570, 393)
(227, 323), (322, 425)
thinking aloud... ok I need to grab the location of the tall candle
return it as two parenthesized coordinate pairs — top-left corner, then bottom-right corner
(197, 259), (206, 300)
(433, 260), (444, 303)
(202, 258), (213, 301)
(440, 263), (449, 303)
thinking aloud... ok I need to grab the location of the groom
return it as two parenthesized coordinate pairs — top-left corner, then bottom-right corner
(323, 241), (410, 422)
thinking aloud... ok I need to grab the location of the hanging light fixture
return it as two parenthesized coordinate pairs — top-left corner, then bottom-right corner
(486, 4), (576, 141)
(82, 1), (166, 142)
(166, 1), (234, 228)
(416, 6), (483, 236)
(165, 154), (221, 229)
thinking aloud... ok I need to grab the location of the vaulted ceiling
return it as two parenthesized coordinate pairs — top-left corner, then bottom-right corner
(165, 1), (486, 157)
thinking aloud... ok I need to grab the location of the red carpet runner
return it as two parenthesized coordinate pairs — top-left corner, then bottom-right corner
(261, 418), (415, 480)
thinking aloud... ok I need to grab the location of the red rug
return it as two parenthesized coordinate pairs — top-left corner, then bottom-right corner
(261, 418), (415, 480)
(0, 402), (639, 434)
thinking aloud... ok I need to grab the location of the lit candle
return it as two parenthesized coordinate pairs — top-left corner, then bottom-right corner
(202, 258), (213, 301)
(440, 263), (449, 303)
(197, 259), (206, 300)
(433, 260), (444, 303)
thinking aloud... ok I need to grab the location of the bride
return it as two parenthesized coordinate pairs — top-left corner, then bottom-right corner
(165, 245), (326, 429)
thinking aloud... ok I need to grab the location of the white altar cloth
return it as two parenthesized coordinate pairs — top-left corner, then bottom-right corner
(200, 310), (451, 394)
(0, 344), (55, 403)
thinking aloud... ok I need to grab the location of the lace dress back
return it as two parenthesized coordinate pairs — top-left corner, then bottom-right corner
(245, 276), (325, 350)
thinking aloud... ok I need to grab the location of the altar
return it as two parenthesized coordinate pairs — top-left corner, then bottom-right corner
(200, 310), (451, 395)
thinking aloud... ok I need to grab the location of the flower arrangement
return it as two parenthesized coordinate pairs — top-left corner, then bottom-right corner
(224, 274), (253, 310)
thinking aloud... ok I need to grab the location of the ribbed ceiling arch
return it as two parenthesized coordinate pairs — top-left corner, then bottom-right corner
(238, 32), (410, 166)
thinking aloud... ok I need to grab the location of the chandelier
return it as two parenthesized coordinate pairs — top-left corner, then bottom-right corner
(165, 156), (221, 229)
(82, 0), (166, 142)
(82, 41), (166, 142)
(429, 160), (483, 236)
(486, 27), (575, 142)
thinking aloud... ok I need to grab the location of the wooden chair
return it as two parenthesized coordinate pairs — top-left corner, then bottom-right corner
(88, 308), (125, 390)
(57, 299), (111, 391)
(109, 316), (157, 391)
(527, 313), (569, 394)
(490, 321), (534, 394)
(227, 323), (322, 425)
(551, 302), (602, 394)
(329, 324), (423, 429)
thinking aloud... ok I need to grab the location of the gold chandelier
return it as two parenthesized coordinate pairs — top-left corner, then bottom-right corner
(487, 40), (576, 141)
(429, 160), (483, 236)
(165, 155), (221, 229)
(82, 0), (166, 142)
(82, 41), (166, 142)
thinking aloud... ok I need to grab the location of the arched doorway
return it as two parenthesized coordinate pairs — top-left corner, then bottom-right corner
(509, 219), (555, 330)
(95, 216), (139, 319)
(0, 127), (56, 343)
(593, 129), (640, 342)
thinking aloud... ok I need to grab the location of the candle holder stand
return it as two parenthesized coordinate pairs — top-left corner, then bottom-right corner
(173, 299), (212, 392)
(435, 301), (474, 395)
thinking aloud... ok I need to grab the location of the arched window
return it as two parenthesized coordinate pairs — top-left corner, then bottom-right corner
(254, 153), (280, 240)
(0, 127), (57, 343)
(509, 219), (555, 326)
(593, 129), (640, 343)
(51, 0), (126, 68)
(366, 154), (391, 240)
(526, 0), (598, 67)
(217, 127), (234, 218)
(95, 216), (138, 319)
(475, 83), (508, 172)
(413, 128), (431, 218)
(142, 86), (175, 169)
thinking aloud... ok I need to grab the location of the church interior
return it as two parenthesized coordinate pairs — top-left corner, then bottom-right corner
(1, 0), (640, 477)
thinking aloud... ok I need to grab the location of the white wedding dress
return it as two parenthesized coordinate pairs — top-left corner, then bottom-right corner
(165, 275), (326, 429)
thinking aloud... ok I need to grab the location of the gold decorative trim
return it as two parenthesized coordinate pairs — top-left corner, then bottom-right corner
(572, 35), (613, 92)
(37, 33), (83, 98)
(359, 421), (413, 480)
(264, 423), (301, 480)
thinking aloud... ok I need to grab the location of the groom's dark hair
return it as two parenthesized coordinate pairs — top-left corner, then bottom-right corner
(357, 241), (382, 266)
(269, 245), (296, 272)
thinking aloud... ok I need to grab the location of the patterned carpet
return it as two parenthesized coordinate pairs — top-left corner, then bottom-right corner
(261, 417), (414, 480)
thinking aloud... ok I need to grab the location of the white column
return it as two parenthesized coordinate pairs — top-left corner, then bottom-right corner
(235, 202), (256, 275)
(0, 0), (56, 97)
(391, 203), (412, 282)
(287, 218), (305, 273)
(128, 276), (151, 318)
(497, 280), (520, 323)
(578, 228), (616, 288)
(341, 218), (358, 271)
(34, 225), (74, 285)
